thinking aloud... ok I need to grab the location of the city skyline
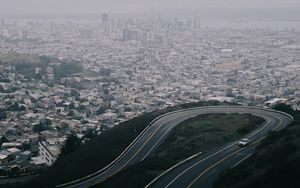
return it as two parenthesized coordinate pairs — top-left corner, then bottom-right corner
(0, 1), (300, 188)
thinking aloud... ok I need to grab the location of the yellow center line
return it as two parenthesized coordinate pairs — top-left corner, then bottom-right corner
(186, 137), (266, 188)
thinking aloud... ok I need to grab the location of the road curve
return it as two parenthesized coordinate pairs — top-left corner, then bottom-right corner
(56, 106), (293, 188)
(146, 107), (293, 188)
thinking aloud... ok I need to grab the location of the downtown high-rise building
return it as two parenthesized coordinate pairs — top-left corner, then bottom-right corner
(102, 13), (109, 23)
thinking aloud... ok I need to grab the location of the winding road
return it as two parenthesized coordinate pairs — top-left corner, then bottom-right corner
(56, 106), (293, 188)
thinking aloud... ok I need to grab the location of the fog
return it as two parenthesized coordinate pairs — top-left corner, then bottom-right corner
(0, 0), (300, 187)
(1, 0), (300, 19)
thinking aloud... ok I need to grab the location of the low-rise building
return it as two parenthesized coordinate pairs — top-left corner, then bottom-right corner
(0, 154), (8, 165)
(264, 98), (287, 106)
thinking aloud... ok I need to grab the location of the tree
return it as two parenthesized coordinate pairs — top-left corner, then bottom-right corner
(96, 106), (106, 115)
(54, 61), (83, 80)
(19, 105), (27, 111)
(68, 103), (76, 110)
(39, 55), (52, 64)
(99, 68), (112, 77)
(273, 103), (295, 117)
(45, 118), (52, 126)
(82, 129), (98, 142)
(0, 136), (8, 146)
(60, 133), (81, 157)
(7, 103), (19, 111)
(70, 89), (80, 98)
(33, 122), (50, 133)
(0, 111), (7, 121)
(77, 104), (86, 111)
(67, 110), (75, 117)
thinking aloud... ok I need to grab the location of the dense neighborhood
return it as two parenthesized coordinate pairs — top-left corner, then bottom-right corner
(0, 15), (300, 178)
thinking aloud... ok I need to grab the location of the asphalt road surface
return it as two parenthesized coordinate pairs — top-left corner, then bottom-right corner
(56, 106), (293, 188)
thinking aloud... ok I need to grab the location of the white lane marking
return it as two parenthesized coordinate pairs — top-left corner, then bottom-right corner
(235, 153), (250, 156)
(57, 106), (292, 188)
(231, 153), (253, 169)
(186, 136), (266, 188)
(143, 110), (270, 162)
(163, 117), (271, 188)
(164, 143), (237, 188)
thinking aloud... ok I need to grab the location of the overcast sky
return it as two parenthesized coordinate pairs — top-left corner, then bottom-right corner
(1, 0), (300, 18)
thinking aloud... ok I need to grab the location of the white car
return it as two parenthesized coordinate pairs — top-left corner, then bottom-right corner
(238, 138), (251, 147)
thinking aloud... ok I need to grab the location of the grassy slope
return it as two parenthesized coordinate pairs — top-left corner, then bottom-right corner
(10, 101), (227, 188)
(213, 104), (300, 188)
(96, 113), (264, 188)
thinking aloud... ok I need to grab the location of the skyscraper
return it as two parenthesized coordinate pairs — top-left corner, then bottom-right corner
(163, 29), (169, 48)
(102, 13), (109, 23)
(123, 29), (129, 41)
(193, 16), (201, 30)
(101, 13), (111, 35)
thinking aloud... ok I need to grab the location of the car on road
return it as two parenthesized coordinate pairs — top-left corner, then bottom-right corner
(238, 138), (251, 147)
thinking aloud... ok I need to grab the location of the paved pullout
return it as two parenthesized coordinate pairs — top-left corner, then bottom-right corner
(56, 106), (293, 188)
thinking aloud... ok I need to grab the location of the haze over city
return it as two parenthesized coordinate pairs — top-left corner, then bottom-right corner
(1, 0), (300, 19)
(0, 1), (299, 188)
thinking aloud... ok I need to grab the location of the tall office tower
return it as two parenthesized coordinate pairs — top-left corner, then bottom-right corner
(123, 29), (129, 41)
(193, 16), (201, 30)
(1, 19), (5, 27)
(101, 13), (112, 35)
(103, 22), (112, 36)
(163, 29), (169, 48)
(186, 19), (192, 31)
(102, 13), (109, 23)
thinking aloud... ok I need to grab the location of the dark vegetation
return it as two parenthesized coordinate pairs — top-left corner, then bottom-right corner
(97, 113), (264, 188)
(32, 121), (52, 133)
(10, 101), (231, 188)
(0, 136), (8, 147)
(53, 61), (83, 80)
(59, 133), (82, 157)
(0, 110), (7, 121)
(0, 53), (83, 82)
(156, 113), (264, 160)
(213, 104), (300, 188)
(6, 103), (27, 112)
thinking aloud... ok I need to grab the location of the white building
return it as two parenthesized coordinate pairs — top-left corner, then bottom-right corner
(264, 98), (287, 106)
(39, 141), (61, 166)
(0, 154), (8, 165)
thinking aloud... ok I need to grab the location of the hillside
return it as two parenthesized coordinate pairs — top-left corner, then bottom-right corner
(97, 113), (264, 188)
(213, 104), (300, 188)
(9, 101), (228, 188)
